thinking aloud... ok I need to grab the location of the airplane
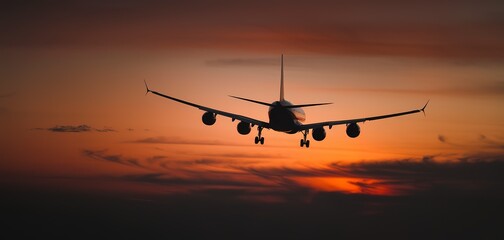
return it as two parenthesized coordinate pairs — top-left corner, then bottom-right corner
(144, 55), (428, 148)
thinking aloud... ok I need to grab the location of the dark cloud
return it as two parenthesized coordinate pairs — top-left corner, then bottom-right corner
(340, 156), (504, 187)
(82, 146), (504, 197)
(243, 154), (504, 195)
(6, 150), (504, 239)
(94, 127), (116, 132)
(47, 124), (92, 133)
(35, 124), (116, 133)
(122, 173), (267, 188)
(348, 180), (378, 194)
(1, 0), (503, 59)
(2, 177), (503, 239)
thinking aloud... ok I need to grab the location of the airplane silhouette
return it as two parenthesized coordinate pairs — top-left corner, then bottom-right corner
(145, 55), (428, 148)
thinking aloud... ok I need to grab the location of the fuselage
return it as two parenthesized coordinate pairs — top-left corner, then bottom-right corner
(268, 100), (305, 134)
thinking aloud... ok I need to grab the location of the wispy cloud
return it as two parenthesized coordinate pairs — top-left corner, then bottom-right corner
(479, 134), (504, 150)
(130, 136), (248, 146)
(437, 134), (504, 149)
(82, 147), (504, 198)
(206, 58), (279, 67)
(81, 149), (272, 192)
(2, 1), (503, 59)
(82, 149), (259, 176)
(83, 149), (145, 169)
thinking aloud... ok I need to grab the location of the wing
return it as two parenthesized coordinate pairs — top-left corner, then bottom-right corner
(299, 101), (429, 130)
(145, 81), (270, 128)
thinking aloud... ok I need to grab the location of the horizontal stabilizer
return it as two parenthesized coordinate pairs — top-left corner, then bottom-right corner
(230, 95), (332, 108)
(283, 102), (333, 108)
(229, 95), (275, 107)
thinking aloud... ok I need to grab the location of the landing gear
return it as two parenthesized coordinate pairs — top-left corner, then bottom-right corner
(300, 130), (310, 148)
(254, 126), (264, 145)
(254, 136), (264, 145)
(300, 139), (310, 148)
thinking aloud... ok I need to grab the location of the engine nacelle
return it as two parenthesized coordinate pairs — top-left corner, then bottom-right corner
(312, 127), (326, 141)
(346, 122), (360, 138)
(237, 121), (251, 135)
(202, 112), (216, 125)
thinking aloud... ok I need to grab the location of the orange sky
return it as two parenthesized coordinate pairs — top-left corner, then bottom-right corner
(0, 0), (503, 200)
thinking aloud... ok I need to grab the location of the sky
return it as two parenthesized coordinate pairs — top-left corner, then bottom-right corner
(1, 0), (504, 238)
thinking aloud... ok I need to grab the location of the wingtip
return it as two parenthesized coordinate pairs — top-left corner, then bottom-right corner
(144, 79), (151, 95)
(420, 99), (430, 116)
(421, 100), (429, 111)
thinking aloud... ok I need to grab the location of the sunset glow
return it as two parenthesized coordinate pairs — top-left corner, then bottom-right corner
(1, 1), (503, 238)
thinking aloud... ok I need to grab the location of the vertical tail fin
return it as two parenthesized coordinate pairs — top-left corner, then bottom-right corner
(280, 54), (285, 101)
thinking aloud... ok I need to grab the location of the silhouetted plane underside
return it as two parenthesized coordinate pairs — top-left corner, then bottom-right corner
(145, 55), (428, 148)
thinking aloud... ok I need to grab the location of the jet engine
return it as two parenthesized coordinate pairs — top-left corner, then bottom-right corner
(237, 121), (251, 135)
(346, 123), (360, 138)
(202, 112), (216, 125)
(312, 127), (326, 141)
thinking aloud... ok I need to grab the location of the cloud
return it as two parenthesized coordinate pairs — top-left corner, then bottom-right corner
(242, 154), (504, 195)
(206, 58), (279, 67)
(47, 125), (92, 133)
(437, 134), (504, 149)
(94, 127), (116, 132)
(130, 136), (248, 146)
(83, 149), (255, 170)
(156, 158), (241, 170)
(347, 180), (378, 194)
(4, 181), (502, 239)
(479, 134), (504, 149)
(83, 149), (145, 169)
(121, 173), (267, 188)
(19, 149), (502, 239)
(2, 1), (503, 59)
(82, 146), (504, 197)
(81, 149), (274, 191)
(35, 124), (116, 133)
